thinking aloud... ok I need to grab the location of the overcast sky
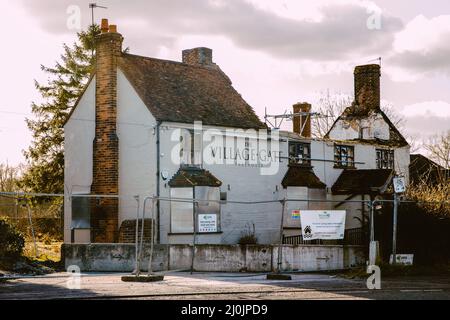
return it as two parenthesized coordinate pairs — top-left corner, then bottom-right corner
(1, 0), (449, 165)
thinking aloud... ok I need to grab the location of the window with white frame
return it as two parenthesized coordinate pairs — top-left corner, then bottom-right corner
(289, 141), (311, 165)
(334, 144), (355, 168)
(376, 149), (394, 169)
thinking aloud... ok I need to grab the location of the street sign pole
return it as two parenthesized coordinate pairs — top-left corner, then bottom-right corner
(391, 175), (405, 266)
(392, 192), (398, 265)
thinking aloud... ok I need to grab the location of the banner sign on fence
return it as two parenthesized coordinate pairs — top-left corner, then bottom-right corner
(198, 214), (217, 233)
(299, 210), (346, 240)
(390, 254), (414, 265)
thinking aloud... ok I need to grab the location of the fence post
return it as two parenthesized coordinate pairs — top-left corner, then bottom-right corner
(277, 198), (286, 273)
(191, 201), (198, 274)
(370, 200), (375, 242)
(368, 199), (380, 265)
(133, 195), (140, 274)
(25, 201), (39, 258)
(147, 198), (157, 275)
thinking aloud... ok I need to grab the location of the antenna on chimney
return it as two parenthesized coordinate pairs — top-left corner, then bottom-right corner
(368, 56), (382, 68)
(264, 108), (325, 130)
(89, 3), (108, 26)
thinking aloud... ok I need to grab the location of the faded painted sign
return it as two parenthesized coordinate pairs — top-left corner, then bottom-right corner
(300, 210), (346, 240)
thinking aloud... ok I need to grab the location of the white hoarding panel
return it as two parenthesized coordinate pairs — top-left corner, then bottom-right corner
(300, 210), (346, 240)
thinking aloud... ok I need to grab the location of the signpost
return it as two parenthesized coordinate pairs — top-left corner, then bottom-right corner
(392, 176), (406, 265)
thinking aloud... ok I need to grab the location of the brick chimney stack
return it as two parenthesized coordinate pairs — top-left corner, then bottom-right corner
(293, 102), (312, 138)
(353, 64), (381, 114)
(91, 19), (123, 243)
(182, 47), (213, 66)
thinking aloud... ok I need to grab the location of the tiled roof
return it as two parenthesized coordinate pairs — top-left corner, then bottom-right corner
(168, 167), (222, 188)
(331, 169), (394, 195)
(281, 165), (326, 189)
(410, 154), (449, 185)
(118, 53), (266, 129)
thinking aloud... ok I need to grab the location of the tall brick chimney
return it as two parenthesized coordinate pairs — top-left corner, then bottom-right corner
(90, 19), (123, 243)
(182, 47), (213, 66)
(293, 102), (312, 138)
(353, 64), (381, 115)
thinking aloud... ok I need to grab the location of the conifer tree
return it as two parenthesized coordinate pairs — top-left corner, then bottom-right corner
(21, 25), (100, 193)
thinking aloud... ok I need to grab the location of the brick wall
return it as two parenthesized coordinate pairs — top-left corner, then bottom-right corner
(118, 219), (155, 243)
(90, 20), (123, 243)
(293, 102), (312, 137)
(182, 47), (213, 66)
(353, 64), (381, 114)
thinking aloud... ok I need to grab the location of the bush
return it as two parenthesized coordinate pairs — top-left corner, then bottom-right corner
(238, 223), (258, 245)
(0, 218), (25, 258)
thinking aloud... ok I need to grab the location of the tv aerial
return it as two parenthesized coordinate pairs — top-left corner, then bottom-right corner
(89, 3), (108, 26)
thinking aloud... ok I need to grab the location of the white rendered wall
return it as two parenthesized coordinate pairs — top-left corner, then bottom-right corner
(63, 77), (96, 243)
(117, 69), (157, 224)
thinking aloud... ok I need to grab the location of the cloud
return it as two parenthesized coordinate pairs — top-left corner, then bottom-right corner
(19, 0), (403, 61)
(399, 101), (450, 144)
(388, 15), (450, 78)
(400, 100), (450, 118)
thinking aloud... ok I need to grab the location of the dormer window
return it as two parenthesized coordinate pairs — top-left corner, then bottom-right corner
(376, 149), (394, 169)
(334, 144), (355, 168)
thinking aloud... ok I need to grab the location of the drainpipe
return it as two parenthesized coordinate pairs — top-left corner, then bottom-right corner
(156, 121), (161, 244)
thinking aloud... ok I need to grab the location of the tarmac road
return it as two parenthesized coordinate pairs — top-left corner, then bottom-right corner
(1, 272), (449, 300)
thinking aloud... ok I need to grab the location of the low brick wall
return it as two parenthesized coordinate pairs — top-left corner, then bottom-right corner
(62, 244), (365, 272)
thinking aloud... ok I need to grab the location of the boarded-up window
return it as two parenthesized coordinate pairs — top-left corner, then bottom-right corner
(195, 186), (220, 233)
(71, 195), (90, 229)
(170, 188), (194, 233)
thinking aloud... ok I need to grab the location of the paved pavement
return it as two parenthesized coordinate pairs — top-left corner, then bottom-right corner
(1, 272), (450, 300)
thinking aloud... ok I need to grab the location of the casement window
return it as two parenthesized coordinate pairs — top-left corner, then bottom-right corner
(376, 149), (394, 169)
(170, 187), (220, 234)
(334, 144), (355, 168)
(289, 142), (311, 165)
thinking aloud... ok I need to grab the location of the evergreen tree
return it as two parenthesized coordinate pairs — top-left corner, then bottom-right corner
(21, 25), (100, 194)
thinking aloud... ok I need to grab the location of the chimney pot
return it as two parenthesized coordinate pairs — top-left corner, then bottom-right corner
(101, 18), (109, 33)
(109, 25), (117, 33)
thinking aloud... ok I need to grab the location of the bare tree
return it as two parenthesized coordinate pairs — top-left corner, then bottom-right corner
(405, 133), (422, 154)
(0, 163), (23, 192)
(382, 103), (405, 131)
(311, 91), (352, 138)
(424, 131), (450, 169)
(311, 91), (405, 139)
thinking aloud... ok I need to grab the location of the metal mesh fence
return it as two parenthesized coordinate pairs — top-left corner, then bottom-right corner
(1, 191), (449, 269)
(0, 194), (63, 259)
